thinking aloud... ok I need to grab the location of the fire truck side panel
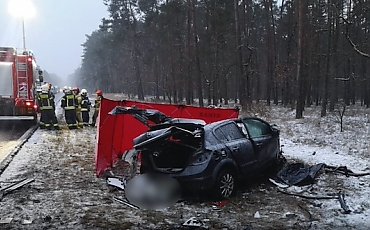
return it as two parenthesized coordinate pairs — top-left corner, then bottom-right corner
(0, 62), (13, 97)
(0, 48), (38, 120)
(0, 62), (15, 116)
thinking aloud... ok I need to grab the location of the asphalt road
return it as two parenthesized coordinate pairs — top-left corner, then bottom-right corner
(0, 121), (34, 166)
(0, 121), (32, 141)
(0, 93), (62, 166)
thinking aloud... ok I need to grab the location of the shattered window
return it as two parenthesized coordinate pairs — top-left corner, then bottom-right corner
(215, 123), (244, 142)
(221, 123), (244, 141)
(214, 127), (228, 142)
(243, 119), (271, 138)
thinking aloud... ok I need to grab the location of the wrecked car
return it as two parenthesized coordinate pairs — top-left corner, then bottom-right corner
(131, 117), (282, 199)
(95, 99), (239, 177)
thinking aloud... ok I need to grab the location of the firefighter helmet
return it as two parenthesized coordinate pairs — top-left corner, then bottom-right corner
(41, 84), (49, 93)
(72, 87), (80, 95)
(96, 89), (103, 96)
(81, 89), (87, 96)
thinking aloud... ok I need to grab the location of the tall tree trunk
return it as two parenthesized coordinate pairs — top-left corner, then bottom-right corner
(242, 0), (252, 104)
(329, 7), (340, 111)
(234, 0), (247, 108)
(154, 55), (160, 100)
(129, 1), (144, 100)
(295, 0), (305, 118)
(283, 2), (294, 107)
(186, 0), (193, 105)
(321, 1), (333, 117)
(264, 0), (277, 106)
(192, 0), (204, 107)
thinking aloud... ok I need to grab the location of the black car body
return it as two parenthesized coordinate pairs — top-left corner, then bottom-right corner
(132, 117), (281, 198)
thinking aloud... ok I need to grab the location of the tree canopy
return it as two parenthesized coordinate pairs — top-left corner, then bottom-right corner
(77, 0), (370, 115)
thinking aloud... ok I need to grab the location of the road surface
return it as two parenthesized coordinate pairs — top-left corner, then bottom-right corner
(0, 122), (34, 165)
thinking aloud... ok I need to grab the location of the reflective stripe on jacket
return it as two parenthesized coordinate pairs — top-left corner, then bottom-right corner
(61, 94), (77, 110)
(81, 96), (91, 112)
(38, 93), (54, 110)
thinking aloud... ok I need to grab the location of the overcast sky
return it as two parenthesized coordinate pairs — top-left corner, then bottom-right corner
(0, 0), (108, 79)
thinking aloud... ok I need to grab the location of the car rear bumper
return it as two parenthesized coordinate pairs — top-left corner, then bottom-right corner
(175, 174), (214, 191)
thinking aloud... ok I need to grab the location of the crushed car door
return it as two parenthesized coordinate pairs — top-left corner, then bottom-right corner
(241, 118), (279, 167)
(214, 122), (258, 174)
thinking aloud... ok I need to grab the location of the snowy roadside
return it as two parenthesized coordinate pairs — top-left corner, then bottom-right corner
(0, 103), (368, 229)
(264, 105), (370, 228)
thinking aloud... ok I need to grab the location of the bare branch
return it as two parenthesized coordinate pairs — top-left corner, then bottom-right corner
(340, 16), (370, 59)
(334, 77), (350, 81)
(346, 35), (370, 59)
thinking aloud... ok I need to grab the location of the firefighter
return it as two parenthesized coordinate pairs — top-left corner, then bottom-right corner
(61, 88), (78, 129)
(91, 89), (103, 127)
(47, 83), (56, 114)
(37, 84), (59, 129)
(80, 89), (91, 126)
(72, 87), (84, 128)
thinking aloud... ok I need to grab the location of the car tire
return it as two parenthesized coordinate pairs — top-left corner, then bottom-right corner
(214, 169), (236, 199)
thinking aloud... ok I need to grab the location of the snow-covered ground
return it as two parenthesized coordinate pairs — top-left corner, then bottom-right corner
(0, 102), (369, 229)
(264, 105), (370, 229)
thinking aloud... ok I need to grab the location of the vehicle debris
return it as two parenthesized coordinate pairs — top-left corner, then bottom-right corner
(112, 196), (140, 210)
(182, 217), (207, 228)
(268, 178), (289, 188)
(0, 217), (13, 224)
(277, 188), (352, 214)
(211, 200), (230, 209)
(21, 219), (33, 225)
(254, 211), (261, 218)
(0, 178), (34, 201)
(106, 177), (126, 190)
(277, 188), (338, 200)
(338, 191), (351, 214)
(275, 162), (325, 186)
(325, 165), (370, 177)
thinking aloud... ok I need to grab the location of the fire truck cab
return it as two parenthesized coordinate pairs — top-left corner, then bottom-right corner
(0, 47), (43, 121)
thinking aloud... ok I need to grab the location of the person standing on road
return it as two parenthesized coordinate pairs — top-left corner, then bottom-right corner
(47, 83), (57, 116)
(72, 87), (84, 129)
(37, 84), (59, 130)
(91, 89), (103, 127)
(80, 89), (91, 126)
(61, 88), (78, 129)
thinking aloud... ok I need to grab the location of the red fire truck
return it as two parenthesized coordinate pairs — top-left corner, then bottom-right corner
(0, 47), (43, 122)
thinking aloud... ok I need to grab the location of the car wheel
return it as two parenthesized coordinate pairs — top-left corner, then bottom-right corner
(214, 170), (236, 199)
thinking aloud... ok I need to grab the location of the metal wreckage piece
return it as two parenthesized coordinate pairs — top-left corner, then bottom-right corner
(0, 178), (35, 201)
(106, 177), (126, 190)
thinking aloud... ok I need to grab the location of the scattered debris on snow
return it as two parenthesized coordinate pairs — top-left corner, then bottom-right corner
(183, 216), (206, 228)
(0, 177), (34, 201)
(106, 177), (126, 190)
(254, 211), (261, 219)
(0, 217), (13, 224)
(21, 219), (33, 225)
(112, 196), (140, 210)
